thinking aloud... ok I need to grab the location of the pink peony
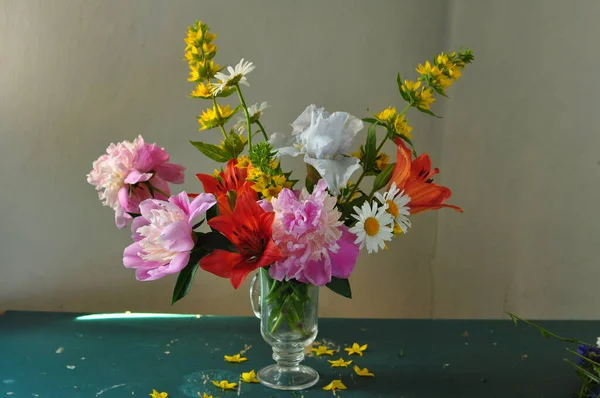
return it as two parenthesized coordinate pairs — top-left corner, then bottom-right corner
(87, 135), (186, 229)
(123, 191), (216, 281)
(268, 179), (359, 286)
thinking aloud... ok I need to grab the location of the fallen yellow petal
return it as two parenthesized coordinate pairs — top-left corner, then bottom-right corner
(327, 358), (353, 368)
(311, 345), (335, 356)
(224, 353), (248, 363)
(210, 380), (238, 390)
(344, 342), (367, 356)
(241, 370), (260, 383)
(149, 390), (168, 398)
(353, 365), (375, 377)
(323, 380), (347, 391)
(198, 393), (213, 398)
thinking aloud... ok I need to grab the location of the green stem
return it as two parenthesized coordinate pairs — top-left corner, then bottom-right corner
(146, 182), (170, 198)
(211, 96), (228, 139)
(235, 85), (253, 150)
(255, 119), (269, 141)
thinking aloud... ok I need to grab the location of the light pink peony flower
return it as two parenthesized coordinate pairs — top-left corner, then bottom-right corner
(87, 135), (185, 229)
(269, 179), (359, 285)
(123, 191), (216, 281)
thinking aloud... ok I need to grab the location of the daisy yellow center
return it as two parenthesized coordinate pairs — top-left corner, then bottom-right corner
(386, 200), (399, 218)
(364, 217), (380, 237)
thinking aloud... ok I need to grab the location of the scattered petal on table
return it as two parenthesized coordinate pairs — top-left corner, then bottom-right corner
(211, 380), (238, 390)
(311, 345), (335, 356)
(149, 390), (168, 398)
(323, 380), (347, 391)
(241, 370), (259, 383)
(344, 342), (368, 356)
(224, 353), (248, 363)
(328, 358), (353, 368)
(198, 393), (213, 398)
(353, 365), (375, 377)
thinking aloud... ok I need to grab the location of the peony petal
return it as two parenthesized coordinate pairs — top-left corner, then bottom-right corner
(114, 206), (131, 229)
(124, 170), (153, 184)
(302, 259), (332, 286)
(188, 193), (217, 223)
(138, 198), (161, 218)
(130, 216), (150, 241)
(149, 176), (171, 200)
(168, 191), (191, 215)
(330, 226), (360, 279)
(305, 157), (361, 194)
(155, 163), (185, 184)
(160, 220), (194, 252)
(134, 143), (170, 171)
(258, 199), (273, 212)
(164, 251), (191, 274)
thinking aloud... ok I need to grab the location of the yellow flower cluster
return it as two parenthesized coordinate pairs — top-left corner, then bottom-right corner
(247, 164), (293, 200)
(401, 80), (436, 111)
(185, 21), (221, 84)
(375, 106), (413, 138)
(198, 104), (236, 130)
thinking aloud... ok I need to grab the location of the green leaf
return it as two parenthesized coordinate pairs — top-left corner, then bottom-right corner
(326, 277), (352, 299)
(206, 203), (219, 221)
(305, 164), (321, 194)
(189, 141), (230, 162)
(341, 195), (368, 227)
(397, 73), (410, 102)
(361, 117), (378, 124)
(416, 107), (442, 118)
(432, 85), (449, 98)
(222, 130), (246, 159)
(126, 212), (141, 218)
(363, 123), (378, 172)
(171, 248), (208, 304)
(372, 163), (396, 192)
(196, 230), (237, 252)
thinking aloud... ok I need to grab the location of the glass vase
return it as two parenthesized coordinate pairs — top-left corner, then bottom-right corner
(249, 267), (320, 390)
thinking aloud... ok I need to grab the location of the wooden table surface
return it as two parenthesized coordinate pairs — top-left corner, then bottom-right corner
(0, 311), (593, 397)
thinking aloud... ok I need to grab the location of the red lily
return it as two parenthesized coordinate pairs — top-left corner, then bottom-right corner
(195, 159), (257, 215)
(200, 191), (283, 289)
(390, 139), (462, 215)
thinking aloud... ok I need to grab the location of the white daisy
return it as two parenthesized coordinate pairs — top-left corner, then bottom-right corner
(212, 58), (255, 94)
(348, 201), (394, 254)
(234, 101), (270, 132)
(374, 182), (411, 235)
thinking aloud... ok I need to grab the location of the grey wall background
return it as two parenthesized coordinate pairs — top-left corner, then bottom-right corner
(0, 0), (597, 319)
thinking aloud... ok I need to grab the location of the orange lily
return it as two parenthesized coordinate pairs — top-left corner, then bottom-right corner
(390, 139), (462, 215)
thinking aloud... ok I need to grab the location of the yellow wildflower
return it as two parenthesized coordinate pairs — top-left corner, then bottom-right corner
(269, 159), (280, 170)
(353, 365), (375, 377)
(375, 153), (389, 171)
(188, 64), (201, 82)
(394, 115), (413, 138)
(198, 104), (236, 130)
(262, 186), (283, 200)
(402, 80), (421, 93)
(311, 345), (335, 356)
(211, 380), (238, 391)
(447, 65), (462, 80)
(344, 342), (368, 356)
(236, 155), (250, 168)
(393, 221), (404, 236)
(323, 380), (347, 391)
(184, 45), (200, 64)
(351, 150), (362, 160)
(190, 82), (213, 99)
(224, 353), (247, 363)
(211, 169), (221, 178)
(415, 87), (435, 110)
(198, 393), (213, 398)
(149, 390), (168, 398)
(327, 358), (353, 368)
(376, 106), (397, 122)
(271, 174), (288, 187)
(240, 370), (259, 383)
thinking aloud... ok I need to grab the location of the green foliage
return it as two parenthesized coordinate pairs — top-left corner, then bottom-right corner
(172, 248), (207, 304)
(363, 123), (378, 173)
(190, 141), (229, 162)
(326, 277), (352, 299)
(249, 141), (278, 174)
(372, 163), (395, 192)
(221, 129), (246, 159)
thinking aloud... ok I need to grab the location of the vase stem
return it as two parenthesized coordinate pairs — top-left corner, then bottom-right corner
(272, 345), (304, 369)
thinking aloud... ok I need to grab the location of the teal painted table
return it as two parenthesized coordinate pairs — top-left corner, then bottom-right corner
(0, 311), (593, 397)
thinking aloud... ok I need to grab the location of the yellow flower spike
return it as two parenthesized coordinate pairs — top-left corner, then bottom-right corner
(236, 155), (250, 168)
(188, 65), (201, 82)
(241, 370), (260, 383)
(262, 186), (283, 200)
(375, 153), (389, 171)
(198, 393), (213, 398)
(323, 380), (347, 391)
(375, 106), (397, 122)
(402, 80), (421, 93)
(344, 342), (368, 356)
(393, 115), (413, 139)
(311, 345), (335, 356)
(224, 353), (248, 363)
(149, 390), (168, 398)
(415, 87), (436, 110)
(271, 174), (288, 187)
(327, 358), (353, 368)
(198, 104), (236, 130)
(210, 380), (238, 391)
(353, 365), (375, 377)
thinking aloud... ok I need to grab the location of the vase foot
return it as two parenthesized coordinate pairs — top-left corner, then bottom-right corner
(257, 364), (319, 391)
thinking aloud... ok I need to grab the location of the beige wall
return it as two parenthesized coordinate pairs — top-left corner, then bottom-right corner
(0, 0), (596, 319)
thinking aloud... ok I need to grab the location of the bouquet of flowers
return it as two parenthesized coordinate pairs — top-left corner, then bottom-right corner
(87, 20), (473, 331)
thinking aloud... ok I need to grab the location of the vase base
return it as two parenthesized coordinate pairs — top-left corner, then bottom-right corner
(257, 364), (319, 391)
